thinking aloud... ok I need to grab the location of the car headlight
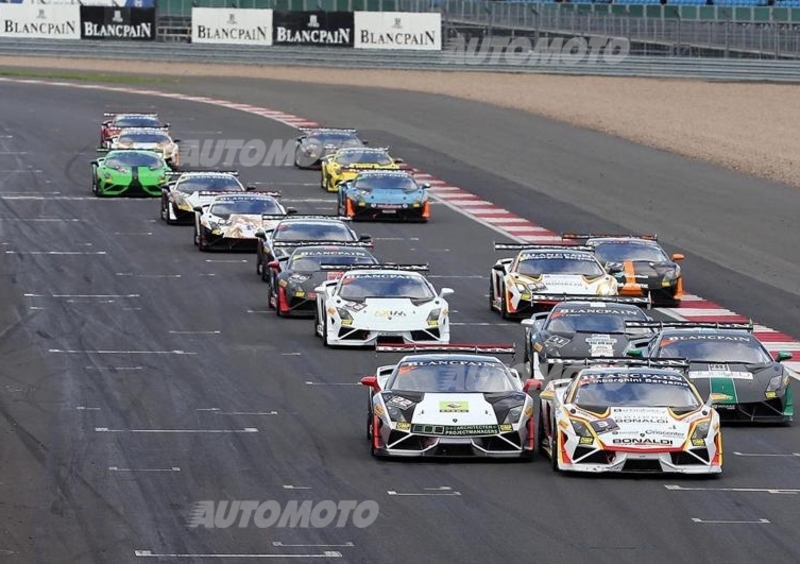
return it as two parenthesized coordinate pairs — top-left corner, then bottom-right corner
(336, 307), (354, 326)
(767, 374), (789, 392)
(662, 266), (681, 284)
(426, 308), (441, 327)
(504, 405), (524, 424)
(570, 418), (594, 438)
(386, 405), (406, 423)
(691, 419), (711, 441)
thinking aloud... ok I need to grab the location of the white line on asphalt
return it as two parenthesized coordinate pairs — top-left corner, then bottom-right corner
(50, 349), (196, 355)
(0, 217), (80, 222)
(6, 251), (107, 255)
(109, 467), (181, 472)
(28, 306), (44, 310)
(247, 308), (270, 313)
(665, 485), (800, 494)
(199, 409), (278, 415)
(733, 452), (800, 457)
(692, 518), (770, 524)
(387, 490), (461, 496)
(96, 428), (258, 433)
(134, 550), (342, 559)
(199, 273), (216, 277)
(281, 352), (302, 356)
(273, 542), (353, 548)
(168, 330), (221, 335)
(451, 322), (518, 326)
(305, 381), (360, 386)
(114, 232), (153, 236)
(116, 273), (181, 278)
(372, 237), (420, 241)
(85, 366), (143, 371)
(282, 485), (312, 490)
(123, 307), (142, 311)
(206, 259), (248, 263)
(76, 406), (101, 411)
(25, 293), (139, 298)
(424, 486), (454, 491)
(426, 275), (484, 279)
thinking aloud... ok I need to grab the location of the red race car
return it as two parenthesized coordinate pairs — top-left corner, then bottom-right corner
(100, 113), (167, 148)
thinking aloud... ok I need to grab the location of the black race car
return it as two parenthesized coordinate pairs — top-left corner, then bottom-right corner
(254, 215), (373, 282)
(521, 296), (654, 379)
(627, 321), (793, 424)
(267, 243), (378, 317)
(294, 128), (364, 169)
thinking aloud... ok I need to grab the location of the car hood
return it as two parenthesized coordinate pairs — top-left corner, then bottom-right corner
(686, 361), (777, 403)
(532, 274), (611, 293)
(356, 189), (426, 204)
(217, 214), (271, 239)
(574, 405), (706, 449)
(336, 297), (440, 328)
(541, 331), (631, 357)
(410, 393), (499, 426)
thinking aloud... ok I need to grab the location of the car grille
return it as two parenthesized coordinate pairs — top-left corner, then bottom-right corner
(671, 449), (709, 465)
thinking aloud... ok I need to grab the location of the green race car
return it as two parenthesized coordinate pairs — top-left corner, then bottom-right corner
(91, 149), (170, 197)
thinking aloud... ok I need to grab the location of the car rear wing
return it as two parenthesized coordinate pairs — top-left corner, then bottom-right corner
(561, 232), (658, 241)
(195, 190), (247, 197)
(273, 241), (374, 248)
(266, 214), (352, 222)
(376, 343), (516, 354)
(299, 127), (357, 134)
(624, 320), (754, 332)
(96, 147), (163, 154)
(543, 356), (689, 379)
(319, 263), (428, 272)
(521, 294), (652, 308)
(494, 242), (593, 252)
(103, 112), (159, 117)
(165, 170), (239, 178)
(116, 126), (171, 132)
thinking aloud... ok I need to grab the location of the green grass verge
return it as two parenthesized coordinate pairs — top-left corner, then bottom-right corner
(0, 68), (171, 84)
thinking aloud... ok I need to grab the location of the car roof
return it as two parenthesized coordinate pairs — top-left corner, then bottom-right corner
(211, 193), (277, 201)
(336, 147), (387, 153)
(291, 245), (373, 254)
(398, 354), (504, 363)
(588, 238), (661, 247)
(659, 328), (755, 338)
(177, 172), (238, 178)
(117, 128), (169, 134)
(552, 301), (642, 312)
(578, 367), (687, 379)
(355, 170), (411, 178)
(518, 248), (595, 257)
(277, 218), (347, 226)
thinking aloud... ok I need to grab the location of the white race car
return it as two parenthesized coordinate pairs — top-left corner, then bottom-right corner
(490, 243), (618, 319)
(109, 127), (180, 168)
(537, 358), (723, 475)
(160, 171), (253, 225)
(360, 343), (538, 458)
(193, 192), (296, 252)
(313, 265), (453, 347)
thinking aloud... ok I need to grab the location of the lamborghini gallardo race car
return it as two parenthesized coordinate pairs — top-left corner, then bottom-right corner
(91, 149), (170, 197)
(255, 215), (372, 281)
(538, 359), (723, 474)
(320, 147), (402, 192)
(107, 127), (180, 169)
(360, 343), (539, 458)
(294, 128), (363, 169)
(313, 265), (453, 348)
(521, 296), (655, 379)
(267, 243), (378, 317)
(490, 243), (618, 319)
(338, 171), (431, 222)
(100, 112), (166, 148)
(563, 233), (684, 307)
(194, 192), (295, 252)
(627, 321), (793, 423)
(160, 171), (252, 225)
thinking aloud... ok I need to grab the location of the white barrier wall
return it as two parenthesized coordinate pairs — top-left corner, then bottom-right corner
(191, 8), (273, 45)
(354, 12), (441, 50)
(0, 4), (80, 39)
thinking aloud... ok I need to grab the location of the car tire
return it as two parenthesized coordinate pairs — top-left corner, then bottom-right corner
(488, 278), (496, 311)
(193, 224), (199, 246)
(537, 407), (548, 457)
(551, 416), (561, 473)
(500, 284), (511, 320)
(165, 202), (178, 226)
(366, 409), (373, 442)
(91, 166), (99, 196)
(314, 309), (322, 337)
(261, 260), (270, 283)
(275, 283), (284, 318)
(198, 228), (209, 252)
(322, 313), (330, 347)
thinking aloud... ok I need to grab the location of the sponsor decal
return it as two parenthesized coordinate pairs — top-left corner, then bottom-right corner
(0, 5), (79, 39)
(578, 436), (594, 445)
(544, 335), (570, 348)
(439, 401), (468, 413)
(80, 7), (155, 40)
(662, 334), (751, 343)
(612, 438), (672, 445)
(587, 334), (617, 357)
(191, 8), (272, 45)
(411, 424), (499, 436)
(499, 424), (513, 432)
(342, 301), (368, 312)
(374, 309), (407, 318)
(519, 252), (595, 261)
(273, 11), (353, 46)
(354, 12), (440, 50)
(691, 438), (705, 447)
(395, 422), (411, 431)
(690, 371), (753, 380)
(589, 419), (619, 434)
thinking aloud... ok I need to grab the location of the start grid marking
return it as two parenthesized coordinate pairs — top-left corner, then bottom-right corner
(6, 77), (800, 377)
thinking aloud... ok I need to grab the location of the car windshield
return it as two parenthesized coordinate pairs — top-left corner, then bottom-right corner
(209, 199), (283, 219)
(105, 152), (164, 168)
(574, 374), (699, 408)
(593, 241), (669, 263)
(337, 273), (434, 300)
(335, 151), (392, 166)
(657, 335), (771, 364)
(545, 307), (649, 333)
(118, 132), (170, 144)
(177, 176), (242, 193)
(353, 175), (418, 192)
(113, 116), (161, 128)
(389, 360), (516, 393)
(310, 132), (361, 147)
(274, 222), (353, 241)
(516, 253), (605, 277)
(288, 252), (375, 273)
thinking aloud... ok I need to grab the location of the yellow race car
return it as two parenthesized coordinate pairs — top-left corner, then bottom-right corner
(320, 147), (402, 192)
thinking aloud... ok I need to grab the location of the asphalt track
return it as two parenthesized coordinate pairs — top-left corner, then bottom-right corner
(0, 79), (797, 563)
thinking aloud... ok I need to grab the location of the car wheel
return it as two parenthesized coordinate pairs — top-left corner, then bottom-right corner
(91, 166), (99, 196)
(314, 309), (322, 337)
(165, 202), (178, 226)
(537, 407), (548, 457)
(275, 284), (284, 318)
(488, 279), (496, 311)
(256, 254), (262, 276)
(198, 228), (209, 252)
(550, 416), (561, 473)
(366, 409), (373, 441)
(500, 284), (511, 320)
(322, 313), (330, 347)
(193, 224), (199, 246)
(261, 260), (270, 282)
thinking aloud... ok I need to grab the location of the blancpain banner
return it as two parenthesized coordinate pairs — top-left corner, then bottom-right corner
(354, 12), (441, 51)
(0, 5), (80, 39)
(191, 8), (272, 45)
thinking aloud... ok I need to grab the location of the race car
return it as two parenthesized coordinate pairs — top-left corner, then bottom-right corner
(193, 192), (295, 252)
(360, 343), (538, 459)
(521, 296), (655, 379)
(294, 128), (363, 169)
(266, 243), (378, 317)
(627, 320), (794, 423)
(160, 171), (252, 225)
(254, 215), (372, 281)
(313, 264), (453, 348)
(338, 170), (431, 222)
(90, 149), (170, 197)
(563, 233), (684, 307)
(490, 243), (618, 319)
(537, 358), (723, 474)
(320, 147), (402, 192)
(107, 127), (180, 169)
(100, 113), (167, 148)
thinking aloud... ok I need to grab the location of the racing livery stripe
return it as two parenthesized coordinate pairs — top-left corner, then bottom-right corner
(7, 77), (799, 379)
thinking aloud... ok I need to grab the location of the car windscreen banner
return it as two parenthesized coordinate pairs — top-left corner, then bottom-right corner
(80, 7), (155, 40)
(191, 8), (273, 45)
(0, 4), (80, 39)
(354, 12), (441, 50)
(272, 11), (354, 47)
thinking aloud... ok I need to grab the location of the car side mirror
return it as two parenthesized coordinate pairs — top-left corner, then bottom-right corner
(523, 379), (543, 393)
(314, 285), (326, 293)
(267, 260), (281, 271)
(359, 233), (372, 242)
(172, 138), (181, 143)
(96, 148), (107, 153)
(672, 253), (684, 261)
(254, 231), (266, 240)
(776, 351), (793, 362)
(246, 185), (256, 191)
(360, 376), (380, 392)
(626, 348), (644, 358)
(192, 206), (203, 213)
(509, 368), (521, 380)
(90, 160), (99, 166)
(521, 319), (534, 327)
(164, 123), (170, 127)
(286, 207), (298, 215)
(361, 139), (369, 145)
(439, 287), (454, 298)
(492, 264), (506, 272)
(421, 182), (431, 189)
